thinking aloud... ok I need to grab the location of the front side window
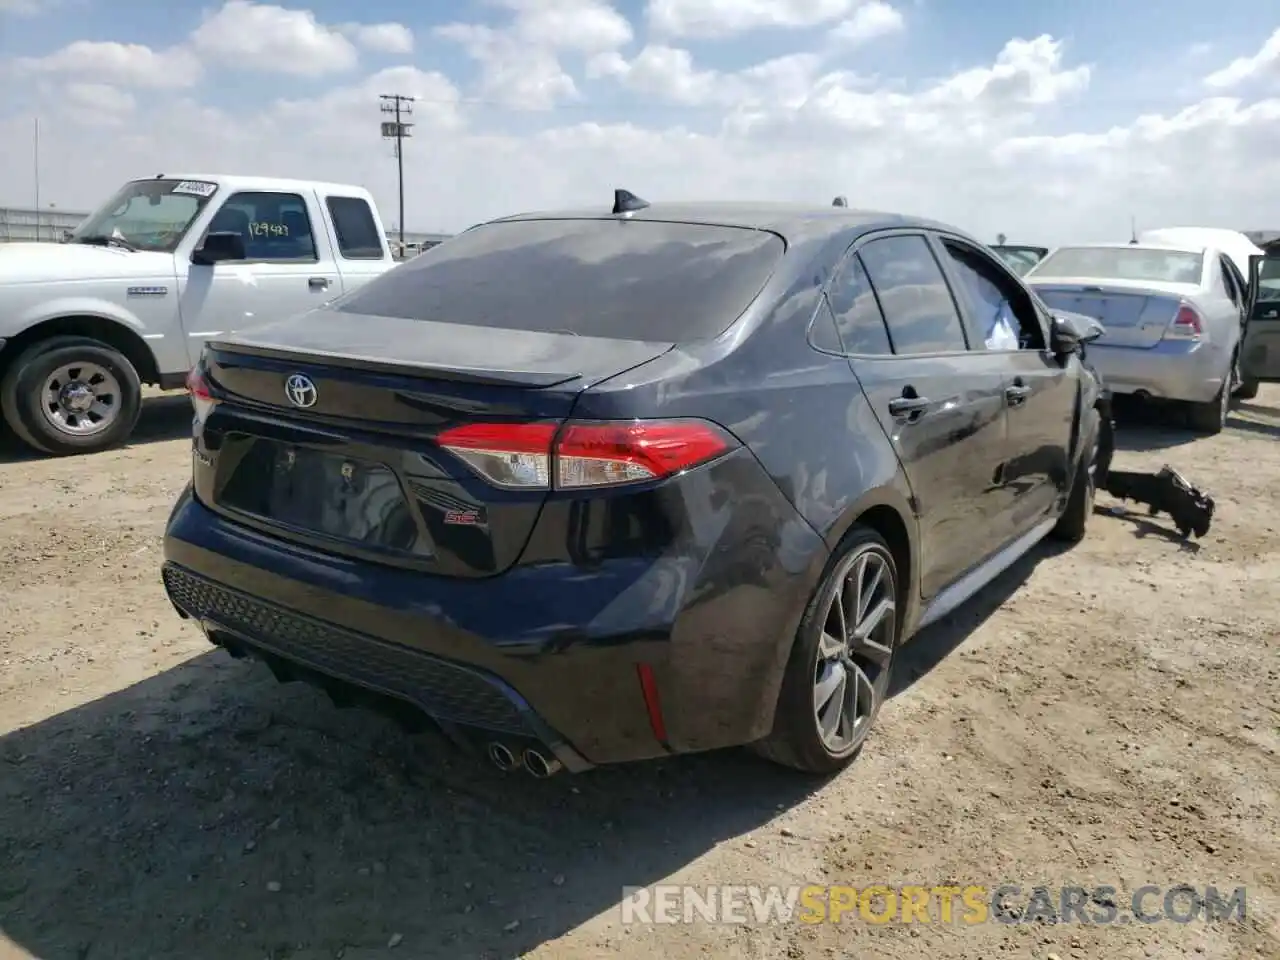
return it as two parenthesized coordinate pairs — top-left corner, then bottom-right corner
(1259, 256), (1280, 301)
(942, 238), (1044, 350)
(200, 191), (317, 262)
(858, 235), (968, 354)
(70, 179), (218, 253)
(1220, 257), (1241, 306)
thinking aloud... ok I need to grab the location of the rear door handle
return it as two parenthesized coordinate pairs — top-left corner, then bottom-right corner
(888, 396), (931, 420)
(308, 277), (331, 290)
(1005, 385), (1031, 406)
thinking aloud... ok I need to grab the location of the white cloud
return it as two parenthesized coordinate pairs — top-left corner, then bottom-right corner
(14, 41), (203, 88)
(829, 1), (904, 47)
(342, 22), (415, 55)
(3, 18), (1280, 256)
(1204, 27), (1280, 89)
(648, 0), (863, 38)
(438, 0), (634, 110)
(190, 0), (361, 76)
(59, 82), (137, 128)
(595, 46), (824, 107)
(0, 0), (50, 13)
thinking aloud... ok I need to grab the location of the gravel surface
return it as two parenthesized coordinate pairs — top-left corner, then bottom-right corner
(1, 389), (1277, 960)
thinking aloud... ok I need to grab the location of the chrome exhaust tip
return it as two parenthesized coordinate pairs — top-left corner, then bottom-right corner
(487, 742), (519, 771)
(522, 747), (564, 778)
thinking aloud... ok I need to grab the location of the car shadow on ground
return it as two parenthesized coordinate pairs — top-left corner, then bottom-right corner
(1091, 504), (1202, 553)
(889, 537), (1069, 696)
(0, 394), (191, 464)
(1108, 399), (1203, 454)
(1225, 414), (1280, 440)
(0, 539), (1068, 960)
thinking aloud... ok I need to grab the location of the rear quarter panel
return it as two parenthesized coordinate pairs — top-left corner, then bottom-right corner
(571, 230), (920, 620)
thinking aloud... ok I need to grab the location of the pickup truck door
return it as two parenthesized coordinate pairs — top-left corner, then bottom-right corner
(178, 188), (340, 356)
(1242, 254), (1280, 382)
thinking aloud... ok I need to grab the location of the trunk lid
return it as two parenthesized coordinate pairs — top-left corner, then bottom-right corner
(1030, 280), (1195, 349)
(195, 308), (673, 577)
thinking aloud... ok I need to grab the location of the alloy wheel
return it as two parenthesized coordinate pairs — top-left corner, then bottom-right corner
(812, 546), (897, 755)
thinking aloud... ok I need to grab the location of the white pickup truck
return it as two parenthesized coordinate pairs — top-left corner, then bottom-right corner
(0, 173), (399, 455)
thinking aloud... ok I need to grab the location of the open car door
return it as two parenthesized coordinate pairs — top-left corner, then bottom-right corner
(1243, 253), (1280, 382)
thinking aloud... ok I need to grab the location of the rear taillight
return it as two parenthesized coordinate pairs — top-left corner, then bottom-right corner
(435, 423), (556, 489)
(1165, 303), (1204, 341)
(185, 366), (219, 423)
(437, 419), (737, 490)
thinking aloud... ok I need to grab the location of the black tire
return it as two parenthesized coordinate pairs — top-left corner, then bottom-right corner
(1234, 377), (1259, 401)
(0, 337), (142, 456)
(753, 526), (900, 775)
(1051, 438), (1095, 543)
(1186, 377), (1230, 435)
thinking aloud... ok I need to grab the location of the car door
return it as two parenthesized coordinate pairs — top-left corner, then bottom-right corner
(178, 188), (340, 354)
(1242, 253), (1280, 382)
(840, 232), (1012, 601)
(933, 233), (1076, 537)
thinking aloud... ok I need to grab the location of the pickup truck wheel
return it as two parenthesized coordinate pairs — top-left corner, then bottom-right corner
(0, 338), (142, 455)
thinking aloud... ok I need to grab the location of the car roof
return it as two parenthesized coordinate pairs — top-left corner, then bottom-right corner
(488, 202), (968, 245)
(136, 173), (375, 196)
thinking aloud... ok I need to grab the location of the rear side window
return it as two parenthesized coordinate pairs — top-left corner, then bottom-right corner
(333, 218), (785, 342)
(327, 196), (384, 260)
(827, 252), (892, 355)
(1219, 256), (1241, 306)
(858, 235), (968, 354)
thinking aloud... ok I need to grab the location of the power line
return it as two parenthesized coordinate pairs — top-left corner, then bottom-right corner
(379, 93), (416, 249)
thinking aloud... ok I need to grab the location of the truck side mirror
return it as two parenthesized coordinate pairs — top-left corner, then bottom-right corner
(192, 231), (246, 265)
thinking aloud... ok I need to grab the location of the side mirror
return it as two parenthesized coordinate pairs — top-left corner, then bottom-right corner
(192, 231), (246, 265)
(1049, 310), (1104, 357)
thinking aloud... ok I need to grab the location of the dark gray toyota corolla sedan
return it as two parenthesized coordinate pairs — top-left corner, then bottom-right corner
(162, 192), (1103, 778)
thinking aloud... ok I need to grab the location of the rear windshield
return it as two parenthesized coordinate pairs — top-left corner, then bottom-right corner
(332, 218), (785, 342)
(1029, 246), (1204, 284)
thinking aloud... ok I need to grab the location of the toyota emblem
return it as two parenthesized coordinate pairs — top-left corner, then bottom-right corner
(284, 373), (318, 408)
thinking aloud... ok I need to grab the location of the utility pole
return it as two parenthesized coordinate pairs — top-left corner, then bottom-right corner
(379, 94), (415, 249)
(33, 117), (41, 242)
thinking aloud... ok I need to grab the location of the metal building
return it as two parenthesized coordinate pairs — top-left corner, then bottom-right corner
(0, 205), (88, 243)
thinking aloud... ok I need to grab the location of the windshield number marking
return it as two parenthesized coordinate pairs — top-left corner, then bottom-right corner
(173, 181), (217, 197)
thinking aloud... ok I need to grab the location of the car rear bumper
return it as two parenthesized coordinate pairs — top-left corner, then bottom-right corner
(1087, 339), (1228, 404)
(161, 466), (826, 767)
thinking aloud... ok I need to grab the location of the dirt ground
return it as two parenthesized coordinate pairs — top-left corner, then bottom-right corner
(0, 389), (1277, 960)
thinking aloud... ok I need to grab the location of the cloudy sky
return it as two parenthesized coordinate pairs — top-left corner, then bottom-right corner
(1, 0), (1278, 243)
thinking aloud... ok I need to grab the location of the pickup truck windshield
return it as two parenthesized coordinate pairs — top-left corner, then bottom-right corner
(69, 179), (219, 253)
